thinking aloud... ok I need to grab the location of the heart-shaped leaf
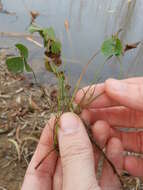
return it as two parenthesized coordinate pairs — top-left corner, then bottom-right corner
(6, 57), (24, 73)
(101, 37), (123, 58)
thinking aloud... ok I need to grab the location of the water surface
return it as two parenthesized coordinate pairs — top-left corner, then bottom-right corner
(0, 0), (143, 85)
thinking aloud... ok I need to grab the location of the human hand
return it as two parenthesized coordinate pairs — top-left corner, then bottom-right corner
(76, 77), (143, 179)
(21, 113), (123, 190)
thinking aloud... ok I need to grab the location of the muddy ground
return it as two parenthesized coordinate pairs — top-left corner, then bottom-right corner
(0, 59), (143, 190)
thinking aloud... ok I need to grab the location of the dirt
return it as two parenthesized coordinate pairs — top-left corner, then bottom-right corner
(0, 59), (57, 190)
(0, 57), (143, 190)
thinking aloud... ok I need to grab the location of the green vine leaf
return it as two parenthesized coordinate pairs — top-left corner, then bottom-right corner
(15, 44), (29, 60)
(6, 57), (24, 73)
(101, 36), (123, 58)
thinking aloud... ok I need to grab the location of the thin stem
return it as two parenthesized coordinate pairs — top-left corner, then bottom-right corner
(35, 148), (56, 170)
(31, 69), (38, 85)
(94, 55), (112, 81)
(117, 57), (124, 79)
(82, 91), (105, 108)
(70, 49), (100, 105)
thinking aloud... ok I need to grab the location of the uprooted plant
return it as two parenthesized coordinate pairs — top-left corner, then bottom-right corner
(33, 29), (142, 190)
(5, 27), (141, 189)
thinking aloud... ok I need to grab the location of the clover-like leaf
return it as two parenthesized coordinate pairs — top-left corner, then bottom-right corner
(6, 57), (24, 73)
(101, 37), (123, 58)
(15, 44), (29, 60)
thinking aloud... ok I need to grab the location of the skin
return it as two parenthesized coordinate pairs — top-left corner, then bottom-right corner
(76, 77), (143, 178)
(21, 115), (123, 190)
(22, 76), (143, 189)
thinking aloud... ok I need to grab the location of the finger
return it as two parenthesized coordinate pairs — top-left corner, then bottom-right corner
(58, 112), (100, 190)
(92, 121), (111, 148)
(122, 77), (143, 84)
(21, 117), (57, 190)
(111, 129), (143, 154)
(91, 121), (110, 171)
(91, 121), (111, 172)
(91, 120), (143, 154)
(81, 107), (143, 127)
(124, 156), (143, 178)
(75, 77), (143, 109)
(100, 138), (124, 190)
(105, 79), (143, 111)
(75, 83), (117, 108)
(53, 158), (62, 190)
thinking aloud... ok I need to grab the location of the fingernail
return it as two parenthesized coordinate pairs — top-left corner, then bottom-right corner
(108, 79), (127, 92)
(60, 113), (80, 134)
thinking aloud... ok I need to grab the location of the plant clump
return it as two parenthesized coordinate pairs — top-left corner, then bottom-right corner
(4, 27), (142, 190)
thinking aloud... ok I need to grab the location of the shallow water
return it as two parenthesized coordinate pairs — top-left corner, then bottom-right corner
(0, 0), (143, 85)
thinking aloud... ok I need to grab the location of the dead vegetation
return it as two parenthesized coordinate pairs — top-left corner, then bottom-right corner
(0, 60), (58, 190)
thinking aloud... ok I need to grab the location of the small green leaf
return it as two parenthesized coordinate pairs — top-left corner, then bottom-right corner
(101, 37), (123, 57)
(15, 44), (29, 59)
(6, 57), (24, 73)
(43, 27), (56, 40)
(28, 24), (42, 34)
(51, 41), (61, 54)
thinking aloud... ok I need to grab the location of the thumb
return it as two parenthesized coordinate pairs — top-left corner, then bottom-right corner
(58, 112), (100, 190)
(105, 79), (143, 111)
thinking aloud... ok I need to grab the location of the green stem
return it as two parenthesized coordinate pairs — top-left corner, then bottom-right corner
(117, 57), (124, 79)
(31, 69), (38, 85)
